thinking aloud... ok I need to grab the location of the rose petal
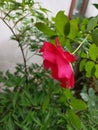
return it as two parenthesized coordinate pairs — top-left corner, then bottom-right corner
(39, 37), (76, 89)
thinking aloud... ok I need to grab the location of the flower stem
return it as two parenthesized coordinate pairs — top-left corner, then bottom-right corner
(72, 34), (89, 54)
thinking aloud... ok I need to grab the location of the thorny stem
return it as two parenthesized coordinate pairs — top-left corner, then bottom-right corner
(72, 34), (89, 54)
(0, 17), (28, 85)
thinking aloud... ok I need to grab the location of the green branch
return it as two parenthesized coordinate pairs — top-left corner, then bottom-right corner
(72, 34), (89, 54)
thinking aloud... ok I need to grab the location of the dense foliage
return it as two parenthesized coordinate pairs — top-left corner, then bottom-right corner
(0, 0), (98, 130)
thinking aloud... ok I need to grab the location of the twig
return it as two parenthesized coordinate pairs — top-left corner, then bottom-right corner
(0, 17), (28, 84)
(72, 34), (89, 54)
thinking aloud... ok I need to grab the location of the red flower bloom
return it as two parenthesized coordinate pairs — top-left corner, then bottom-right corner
(39, 37), (76, 89)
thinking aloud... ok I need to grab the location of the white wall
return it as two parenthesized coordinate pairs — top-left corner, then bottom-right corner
(0, 20), (23, 72)
(36, 0), (71, 16)
(85, 0), (98, 17)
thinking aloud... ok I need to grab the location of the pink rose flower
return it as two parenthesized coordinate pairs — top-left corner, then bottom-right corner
(39, 37), (76, 89)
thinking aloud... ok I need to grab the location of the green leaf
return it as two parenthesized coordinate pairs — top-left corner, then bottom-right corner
(89, 44), (98, 61)
(54, 11), (70, 36)
(35, 22), (56, 37)
(70, 99), (87, 112)
(91, 28), (98, 46)
(80, 52), (87, 58)
(88, 88), (95, 97)
(22, 111), (34, 125)
(57, 36), (66, 46)
(42, 95), (49, 112)
(6, 114), (15, 130)
(93, 4), (98, 9)
(80, 93), (89, 102)
(67, 110), (81, 130)
(39, 7), (51, 14)
(79, 59), (87, 71)
(81, 122), (88, 130)
(66, 125), (73, 130)
(60, 89), (72, 104)
(12, 92), (19, 108)
(20, 90), (33, 107)
(95, 64), (98, 78)
(87, 16), (98, 31)
(80, 18), (88, 32)
(68, 19), (78, 39)
(32, 116), (42, 126)
(64, 88), (72, 100)
(15, 122), (30, 130)
(85, 61), (95, 77)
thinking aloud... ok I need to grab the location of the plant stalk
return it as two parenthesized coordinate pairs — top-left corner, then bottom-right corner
(72, 34), (89, 54)
(0, 17), (28, 85)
